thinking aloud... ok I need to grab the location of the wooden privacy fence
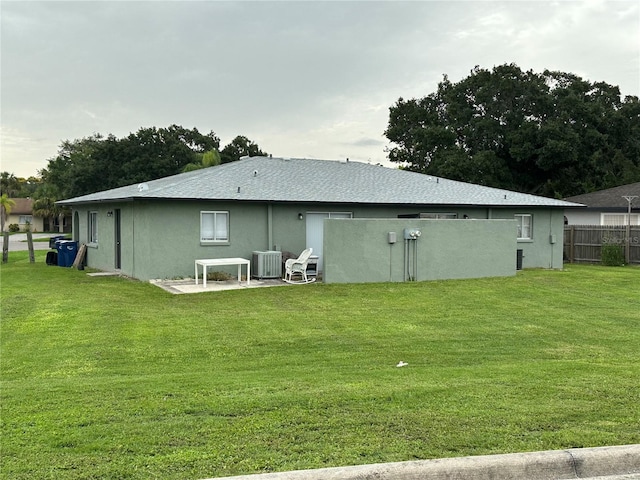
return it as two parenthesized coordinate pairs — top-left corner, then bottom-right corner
(564, 225), (640, 264)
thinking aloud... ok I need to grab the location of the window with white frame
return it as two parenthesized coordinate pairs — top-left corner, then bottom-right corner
(601, 213), (640, 226)
(515, 214), (532, 240)
(200, 211), (229, 243)
(397, 213), (458, 219)
(88, 211), (98, 243)
(420, 213), (458, 219)
(18, 215), (33, 224)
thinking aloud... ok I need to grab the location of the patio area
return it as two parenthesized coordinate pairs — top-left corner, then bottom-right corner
(149, 277), (300, 294)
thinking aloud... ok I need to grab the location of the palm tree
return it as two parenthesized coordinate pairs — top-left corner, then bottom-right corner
(32, 197), (64, 233)
(1, 194), (16, 232)
(182, 149), (221, 173)
(32, 184), (69, 233)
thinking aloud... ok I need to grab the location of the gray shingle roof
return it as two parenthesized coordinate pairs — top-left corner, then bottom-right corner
(564, 182), (640, 209)
(58, 157), (582, 208)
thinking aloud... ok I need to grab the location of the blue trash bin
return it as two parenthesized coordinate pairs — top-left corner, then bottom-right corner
(56, 240), (78, 267)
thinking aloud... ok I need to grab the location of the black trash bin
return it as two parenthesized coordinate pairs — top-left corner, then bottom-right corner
(46, 251), (58, 266)
(49, 235), (66, 249)
(56, 240), (78, 267)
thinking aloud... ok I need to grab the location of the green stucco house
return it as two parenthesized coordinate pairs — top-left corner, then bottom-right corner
(58, 156), (581, 283)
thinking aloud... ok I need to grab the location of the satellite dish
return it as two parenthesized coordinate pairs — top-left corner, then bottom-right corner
(137, 183), (149, 192)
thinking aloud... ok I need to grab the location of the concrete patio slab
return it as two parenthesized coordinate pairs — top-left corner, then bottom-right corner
(150, 277), (294, 294)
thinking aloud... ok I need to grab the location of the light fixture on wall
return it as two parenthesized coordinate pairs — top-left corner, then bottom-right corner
(298, 213), (304, 220)
(107, 211), (113, 217)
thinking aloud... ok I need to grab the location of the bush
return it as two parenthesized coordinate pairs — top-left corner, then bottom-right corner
(8, 224), (19, 232)
(207, 271), (233, 281)
(601, 242), (625, 266)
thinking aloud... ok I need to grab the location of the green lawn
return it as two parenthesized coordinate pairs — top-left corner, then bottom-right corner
(1, 252), (639, 480)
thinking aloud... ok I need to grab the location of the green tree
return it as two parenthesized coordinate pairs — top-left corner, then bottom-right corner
(0, 173), (43, 198)
(120, 125), (220, 183)
(18, 177), (41, 197)
(1, 172), (21, 197)
(220, 136), (268, 164)
(42, 126), (221, 199)
(385, 64), (640, 197)
(1, 194), (16, 232)
(40, 134), (106, 200)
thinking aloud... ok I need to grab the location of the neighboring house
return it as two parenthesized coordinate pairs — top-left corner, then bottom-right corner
(58, 157), (581, 282)
(4, 198), (44, 232)
(564, 183), (640, 226)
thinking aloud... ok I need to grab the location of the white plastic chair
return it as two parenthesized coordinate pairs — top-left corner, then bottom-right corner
(284, 248), (315, 284)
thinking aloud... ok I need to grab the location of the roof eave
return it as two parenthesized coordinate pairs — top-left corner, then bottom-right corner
(56, 197), (584, 209)
(57, 196), (137, 206)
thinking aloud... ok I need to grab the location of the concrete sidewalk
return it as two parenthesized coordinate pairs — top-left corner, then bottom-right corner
(208, 444), (640, 480)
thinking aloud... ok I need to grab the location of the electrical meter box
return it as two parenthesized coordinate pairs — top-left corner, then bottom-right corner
(403, 228), (422, 239)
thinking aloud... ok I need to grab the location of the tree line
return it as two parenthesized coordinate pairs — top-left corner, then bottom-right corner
(2, 126), (267, 199)
(1, 126), (267, 231)
(385, 64), (640, 198)
(39, 125), (267, 200)
(4, 64), (639, 226)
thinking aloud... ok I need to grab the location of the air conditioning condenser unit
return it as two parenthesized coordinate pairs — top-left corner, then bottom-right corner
(252, 251), (282, 279)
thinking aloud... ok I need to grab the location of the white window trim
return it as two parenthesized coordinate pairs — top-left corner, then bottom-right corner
(88, 211), (98, 245)
(18, 215), (33, 224)
(515, 214), (533, 241)
(601, 213), (640, 226)
(200, 211), (229, 244)
(419, 213), (458, 219)
(307, 212), (354, 218)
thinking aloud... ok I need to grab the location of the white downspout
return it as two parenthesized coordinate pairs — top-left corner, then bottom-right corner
(267, 203), (273, 250)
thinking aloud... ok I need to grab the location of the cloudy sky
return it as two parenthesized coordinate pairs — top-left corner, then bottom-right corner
(1, 0), (638, 178)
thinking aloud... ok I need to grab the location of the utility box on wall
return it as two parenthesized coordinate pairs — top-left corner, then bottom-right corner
(322, 219), (517, 284)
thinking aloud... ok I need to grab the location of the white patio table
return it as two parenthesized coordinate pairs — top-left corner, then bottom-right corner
(195, 258), (251, 288)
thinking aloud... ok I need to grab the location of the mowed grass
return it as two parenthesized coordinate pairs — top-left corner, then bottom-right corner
(1, 252), (639, 480)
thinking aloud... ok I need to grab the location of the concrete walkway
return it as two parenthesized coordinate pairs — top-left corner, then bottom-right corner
(207, 444), (640, 480)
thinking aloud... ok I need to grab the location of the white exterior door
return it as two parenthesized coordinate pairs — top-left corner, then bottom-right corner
(306, 212), (352, 271)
